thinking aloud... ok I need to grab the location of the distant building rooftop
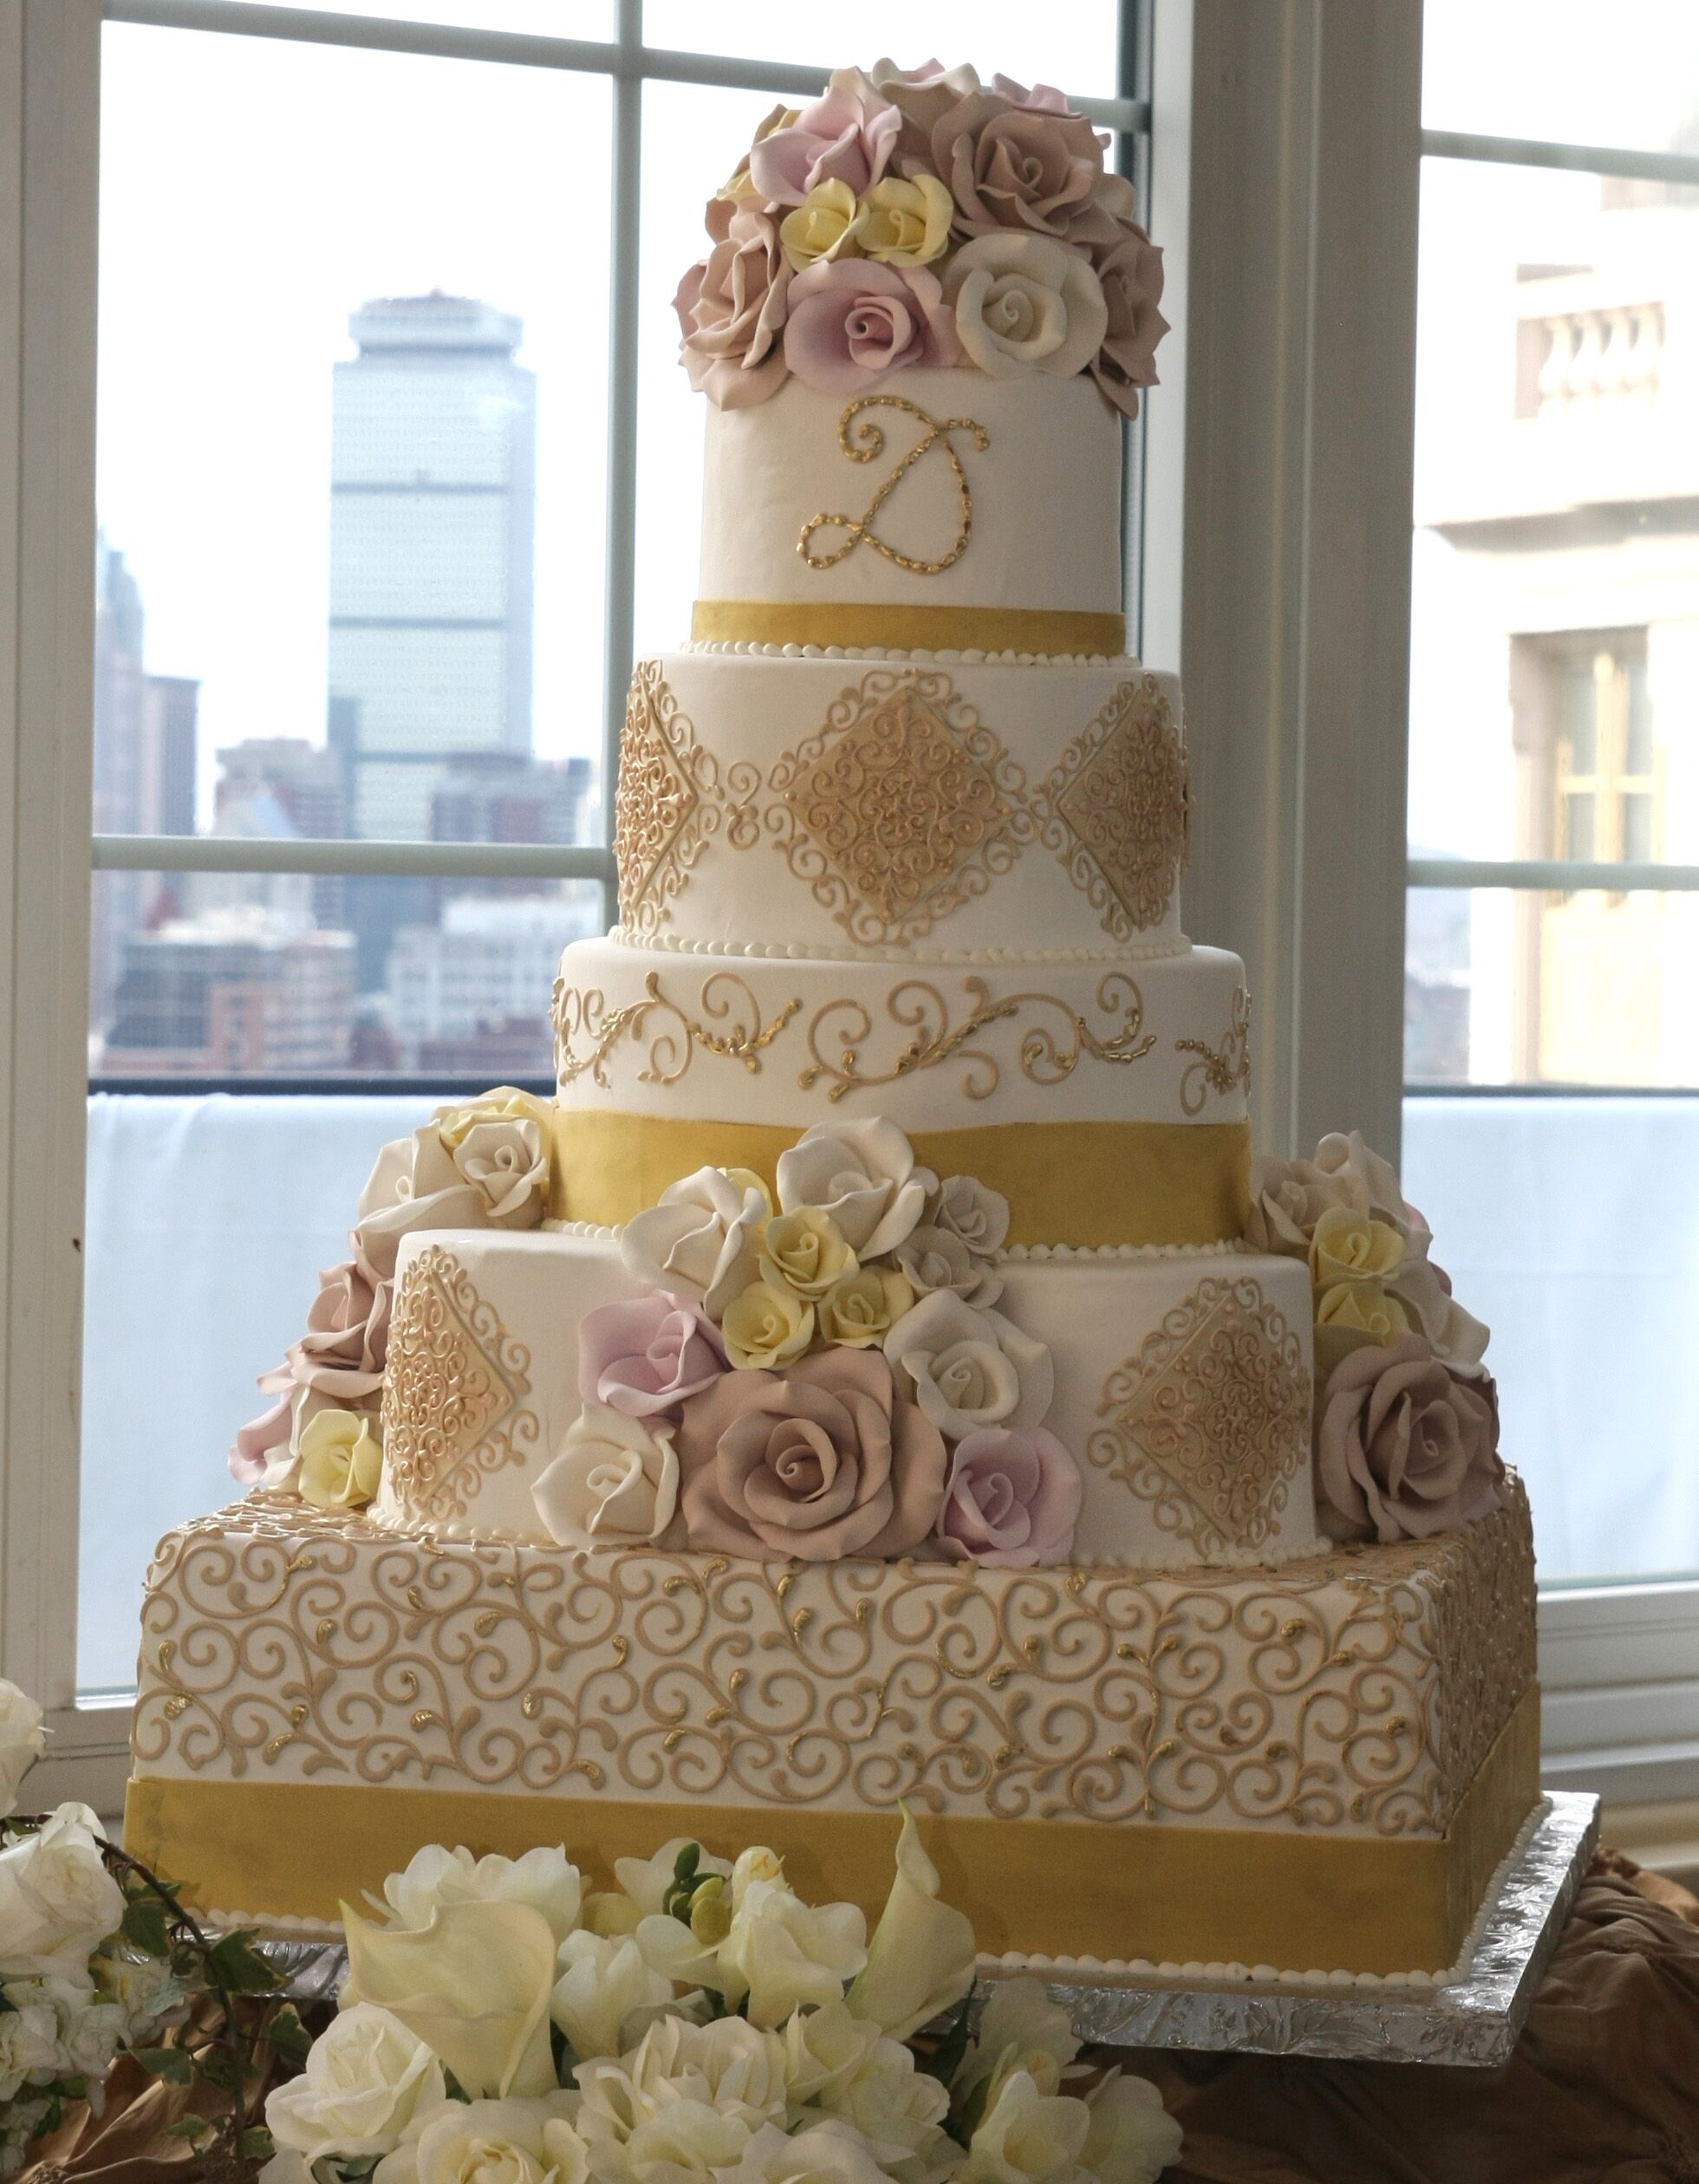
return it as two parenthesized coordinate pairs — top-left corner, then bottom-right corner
(348, 290), (523, 355)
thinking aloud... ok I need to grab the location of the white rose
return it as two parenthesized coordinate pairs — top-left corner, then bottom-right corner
(777, 1121), (933, 1259)
(1385, 1254), (1491, 1373)
(959, 2071), (1090, 2184)
(0, 1804), (125, 1979)
(848, 1811), (975, 2045)
(621, 2098), (754, 2184)
(374, 2094), (588, 2184)
(436, 1089), (553, 1229)
(799, 2026), (952, 2184)
(549, 1931), (674, 2062)
(377, 1843), (583, 1948)
(622, 1167), (771, 1318)
(717, 2121), (893, 2184)
(1080, 2070), (1182, 2184)
(533, 1408), (680, 1551)
(892, 1227), (1003, 1310)
(1312, 1132), (1418, 1236)
(265, 2004), (447, 2168)
(943, 235), (1108, 381)
(355, 1126), (491, 1278)
(0, 1999), (58, 2102)
(956, 1979), (1079, 2103)
(884, 1294), (1054, 1439)
(0, 1684), (44, 1819)
(55, 1993), (126, 2079)
(621, 2014), (788, 2127)
(719, 1880), (868, 2030)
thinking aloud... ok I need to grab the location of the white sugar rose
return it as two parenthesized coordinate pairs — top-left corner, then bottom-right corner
(928, 1174), (1010, 1261)
(264, 2004), (447, 2172)
(435, 1089), (552, 1229)
(342, 1899), (560, 2099)
(884, 1293), (1054, 1439)
(0, 1681), (45, 1818)
(959, 2070), (1090, 2184)
(847, 1811), (975, 2043)
(758, 1208), (858, 1301)
(549, 1930), (674, 2062)
(777, 1120), (934, 1259)
(373, 2095), (588, 2184)
(622, 1167), (771, 1318)
(956, 1979), (1079, 2102)
(893, 1226), (1003, 1310)
(1081, 2068), (1183, 2184)
(533, 1407), (680, 1551)
(943, 234), (1108, 380)
(377, 1843), (583, 1947)
(355, 1127), (488, 1278)
(0, 1803), (125, 1979)
(718, 2122), (892, 2184)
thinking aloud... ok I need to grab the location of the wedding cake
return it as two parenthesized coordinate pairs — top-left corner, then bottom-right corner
(126, 60), (1539, 1987)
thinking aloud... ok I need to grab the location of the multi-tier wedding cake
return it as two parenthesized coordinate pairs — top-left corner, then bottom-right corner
(127, 60), (1538, 1988)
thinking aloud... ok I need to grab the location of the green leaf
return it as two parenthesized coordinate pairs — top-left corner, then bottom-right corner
(122, 1897), (173, 1958)
(196, 2044), (241, 2091)
(238, 2127), (277, 2162)
(207, 1930), (282, 1994)
(133, 2046), (195, 2087)
(161, 2117), (213, 2144)
(335, 2159), (383, 2181)
(268, 2006), (313, 2064)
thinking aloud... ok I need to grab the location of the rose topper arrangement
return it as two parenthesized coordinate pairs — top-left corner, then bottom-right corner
(532, 1118), (1082, 1571)
(260, 1820), (1182, 2184)
(1247, 1133), (1507, 1546)
(674, 60), (1167, 416)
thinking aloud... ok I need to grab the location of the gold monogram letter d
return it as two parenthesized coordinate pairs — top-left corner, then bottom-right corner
(798, 396), (990, 577)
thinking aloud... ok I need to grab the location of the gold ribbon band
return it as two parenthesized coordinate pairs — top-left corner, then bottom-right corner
(690, 600), (1128, 659)
(122, 1686), (1540, 1974)
(547, 1109), (1251, 1250)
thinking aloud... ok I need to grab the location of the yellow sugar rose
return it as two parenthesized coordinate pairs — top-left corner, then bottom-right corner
(817, 1265), (915, 1349)
(779, 179), (865, 270)
(720, 1167), (774, 1216)
(1315, 1281), (1412, 1342)
(721, 1282), (815, 1371)
(759, 1208), (857, 1301)
(1308, 1204), (1405, 1292)
(859, 174), (954, 267)
(298, 1407), (383, 1511)
(433, 1086), (551, 1149)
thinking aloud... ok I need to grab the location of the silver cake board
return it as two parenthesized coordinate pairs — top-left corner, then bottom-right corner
(252, 1792), (1599, 2072)
(982, 1791), (1600, 2068)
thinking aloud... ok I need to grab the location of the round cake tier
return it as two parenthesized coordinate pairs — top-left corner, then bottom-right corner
(374, 1225), (1317, 1573)
(695, 367), (1123, 655)
(614, 652), (1189, 955)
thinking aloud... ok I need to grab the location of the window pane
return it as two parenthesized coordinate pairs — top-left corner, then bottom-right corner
(1422, 0), (1699, 159)
(641, 3), (1122, 98)
(216, 1), (614, 32)
(1402, 1093), (1699, 1583)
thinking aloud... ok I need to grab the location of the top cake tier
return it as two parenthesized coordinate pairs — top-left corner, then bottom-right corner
(692, 369), (1124, 657)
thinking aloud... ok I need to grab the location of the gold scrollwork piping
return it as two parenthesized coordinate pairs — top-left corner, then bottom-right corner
(552, 971), (802, 1089)
(798, 396), (989, 577)
(1032, 674), (1189, 939)
(615, 662), (760, 937)
(1175, 986), (1253, 1115)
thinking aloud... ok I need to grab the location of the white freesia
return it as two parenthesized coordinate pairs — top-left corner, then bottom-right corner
(622, 1167), (771, 1319)
(613, 1841), (733, 1920)
(779, 1999), (886, 2109)
(717, 2121), (893, 2184)
(0, 1999), (57, 2103)
(719, 1879), (869, 2029)
(1081, 2070), (1183, 2184)
(943, 235), (1108, 381)
(884, 1294), (1054, 1439)
(342, 1897), (559, 2099)
(617, 2014), (788, 2128)
(846, 1811), (975, 2043)
(620, 2099), (753, 2184)
(373, 2093), (588, 2184)
(958, 2070), (1089, 2184)
(533, 1408), (680, 1551)
(729, 1847), (785, 1910)
(47, 1988), (126, 2081)
(956, 1979), (1079, 2100)
(0, 1803), (125, 1980)
(263, 2003), (447, 2174)
(550, 1931), (674, 2062)
(0, 1684), (44, 1819)
(376, 1843), (583, 1947)
(776, 1121), (934, 1260)
(800, 2026), (953, 2184)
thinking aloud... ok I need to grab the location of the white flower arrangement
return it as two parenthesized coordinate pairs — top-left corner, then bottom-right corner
(261, 1817), (1181, 2184)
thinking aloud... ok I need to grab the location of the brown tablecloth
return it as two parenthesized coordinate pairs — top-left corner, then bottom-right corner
(1122, 1850), (1699, 2183)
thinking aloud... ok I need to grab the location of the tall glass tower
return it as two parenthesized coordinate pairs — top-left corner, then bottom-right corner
(329, 293), (537, 842)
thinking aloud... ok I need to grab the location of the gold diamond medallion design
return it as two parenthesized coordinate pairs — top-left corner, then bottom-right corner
(381, 1245), (537, 1523)
(615, 663), (700, 929)
(1038, 675), (1189, 937)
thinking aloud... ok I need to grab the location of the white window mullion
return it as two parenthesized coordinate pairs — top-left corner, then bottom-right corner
(599, 0), (642, 929)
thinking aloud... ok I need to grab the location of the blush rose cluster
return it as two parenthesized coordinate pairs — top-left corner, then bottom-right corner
(674, 59), (1167, 416)
(261, 1823), (1182, 2184)
(532, 1119), (1082, 1570)
(1247, 1132), (1506, 1544)
(227, 1089), (556, 1507)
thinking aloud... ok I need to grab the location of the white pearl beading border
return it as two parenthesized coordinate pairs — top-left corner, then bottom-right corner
(680, 641), (1139, 669)
(605, 926), (1195, 967)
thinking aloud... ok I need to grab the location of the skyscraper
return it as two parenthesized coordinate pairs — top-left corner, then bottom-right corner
(329, 293), (537, 843)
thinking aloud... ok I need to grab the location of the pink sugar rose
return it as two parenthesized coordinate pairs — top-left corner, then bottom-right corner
(930, 89), (1108, 244)
(675, 1347), (947, 1563)
(283, 1251), (391, 1407)
(1317, 1335), (1505, 1544)
(1088, 222), (1168, 419)
(749, 75), (901, 205)
(934, 1426), (1082, 1569)
(784, 258), (960, 393)
(576, 1290), (727, 1420)
(674, 204), (793, 410)
(228, 1388), (291, 1485)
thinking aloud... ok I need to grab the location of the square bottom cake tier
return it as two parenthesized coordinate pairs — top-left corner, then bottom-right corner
(126, 1482), (1540, 1983)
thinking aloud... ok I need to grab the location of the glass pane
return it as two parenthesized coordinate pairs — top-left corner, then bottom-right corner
(1422, 0), (1699, 160)
(641, 2), (1122, 99)
(218, 1), (614, 32)
(1403, 885), (1699, 1089)
(1623, 790), (1655, 861)
(1558, 661), (1597, 775)
(1625, 656), (1656, 774)
(1564, 791), (1595, 861)
(1402, 1092), (1699, 1583)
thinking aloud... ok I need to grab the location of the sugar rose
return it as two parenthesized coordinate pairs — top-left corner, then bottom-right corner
(297, 1407), (383, 1512)
(531, 1407), (680, 1552)
(784, 260), (960, 393)
(817, 1265), (915, 1349)
(930, 88), (1107, 244)
(721, 1282), (815, 1372)
(675, 206), (793, 412)
(777, 1119), (933, 1258)
(1317, 1334), (1505, 1544)
(884, 1291), (1054, 1439)
(943, 233), (1108, 380)
(675, 1348), (946, 1561)
(622, 1165), (770, 1317)
(778, 179), (868, 272)
(893, 1225), (1003, 1310)
(749, 75), (900, 205)
(934, 1426), (1081, 1569)
(287, 1251), (392, 1407)
(434, 1089), (551, 1228)
(1088, 222), (1168, 419)
(576, 1291), (726, 1420)
(758, 1207), (857, 1301)
(858, 173), (954, 266)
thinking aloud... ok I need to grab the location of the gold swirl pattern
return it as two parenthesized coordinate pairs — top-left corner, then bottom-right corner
(379, 1247), (538, 1524)
(1176, 988), (1253, 1115)
(1091, 1276), (1311, 1558)
(797, 974), (1156, 1103)
(552, 972), (802, 1090)
(765, 668), (1038, 946)
(1032, 675), (1190, 938)
(614, 662), (760, 936)
(797, 396), (989, 576)
(133, 1484), (1535, 1842)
